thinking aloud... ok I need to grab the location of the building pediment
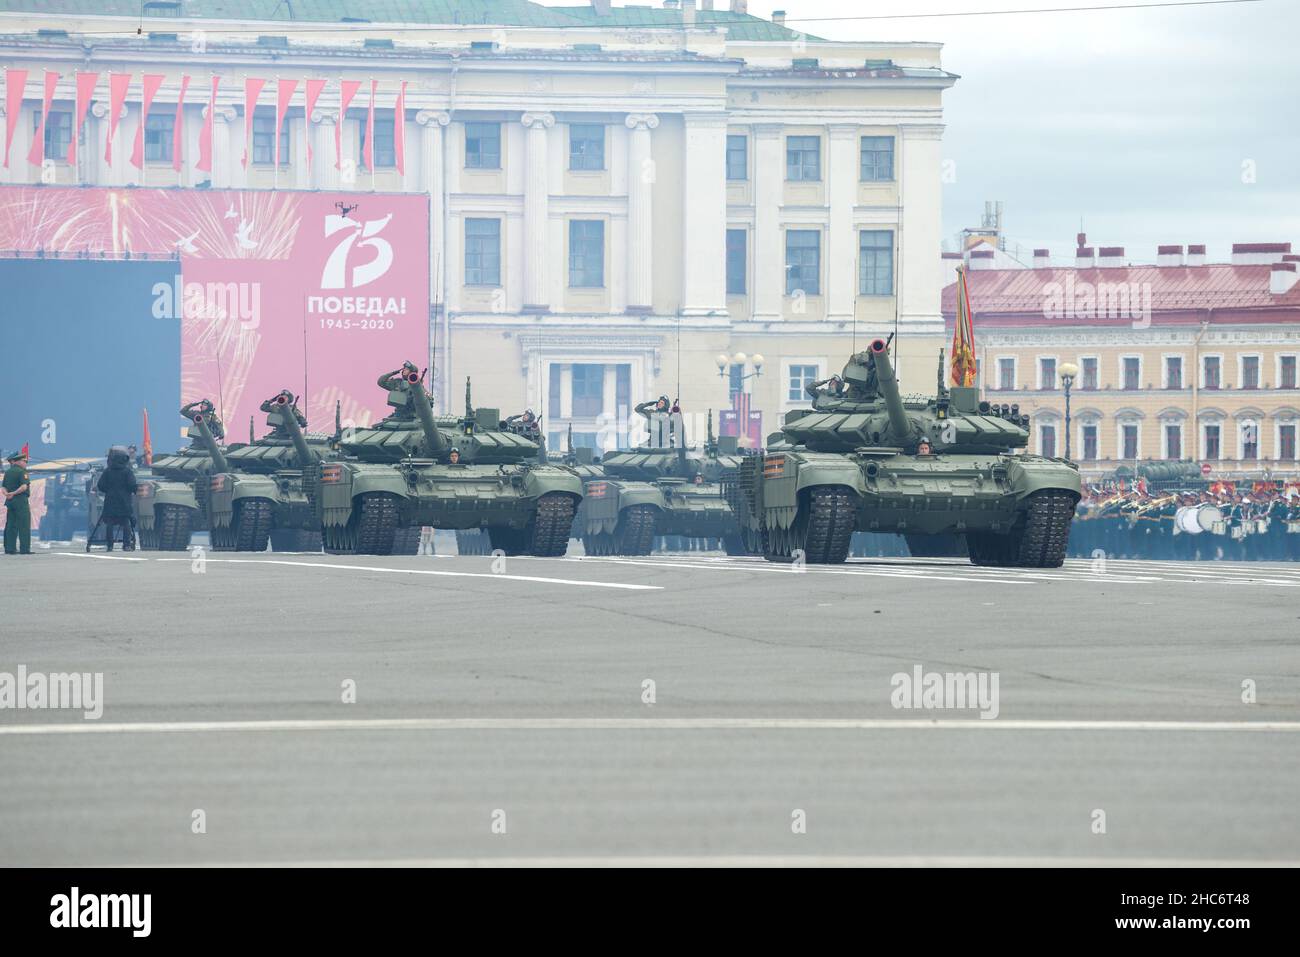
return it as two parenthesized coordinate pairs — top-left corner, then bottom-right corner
(1155, 407), (1187, 420)
(1113, 406), (1145, 420)
(1270, 405), (1300, 419)
(1197, 406), (1227, 420)
(1233, 406), (1266, 420)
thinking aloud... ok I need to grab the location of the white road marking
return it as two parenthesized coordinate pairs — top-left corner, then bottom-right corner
(59, 552), (149, 562)
(3, 717), (1298, 736)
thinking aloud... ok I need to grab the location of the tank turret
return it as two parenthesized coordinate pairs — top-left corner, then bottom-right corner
(396, 363), (450, 458)
(869, 338), (912, 440)
(262, 390), (317, 466)
(181, 399), (229, 472)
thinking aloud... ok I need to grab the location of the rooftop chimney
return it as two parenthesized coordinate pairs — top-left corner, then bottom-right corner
(773, 9), (786, 25)
(1157, 244), (1184, 267)
(1186, 244), (1206, 267)
(730, 0), (748, 13)
(1232, 242), (1291, 265)
(1271, 262), (1299, 295)
(969, 249), (996, 270)
(1098, 246), (1125, 268)
(1075, 246), (1095, 269)
(1032, 248), (1050, 269)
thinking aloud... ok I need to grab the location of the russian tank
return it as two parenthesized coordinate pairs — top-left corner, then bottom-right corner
(307, 363), (583, 556)
(574, 405), (751, 556)
(186, 393), (338, 552)
(728, 338), (1081, 567)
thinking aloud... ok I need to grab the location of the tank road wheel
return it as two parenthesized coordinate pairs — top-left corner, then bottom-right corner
(231, 498), (273, 552)
(154, 504), (194, 551)
(520, 492), (577, 557)
(791, 486), (856, 565)
(612, 504), (657, 556)
(353, 493), (400, 555)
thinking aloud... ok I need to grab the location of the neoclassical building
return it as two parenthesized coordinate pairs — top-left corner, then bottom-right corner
(0, 0), (956, 449)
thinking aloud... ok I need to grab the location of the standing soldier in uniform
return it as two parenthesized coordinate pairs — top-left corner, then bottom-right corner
(2, 445), (32, 555)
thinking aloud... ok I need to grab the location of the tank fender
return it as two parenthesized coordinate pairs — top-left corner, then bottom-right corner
(763, 452), (866, 530)
(1005, 457), (1082, 502)
(522, 466), (585, 502)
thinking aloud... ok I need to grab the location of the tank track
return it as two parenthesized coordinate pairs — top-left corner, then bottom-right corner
(354, 493), (400, 555)
(155, 504), (194, 551)
(233, 498), (272, 552)
(967, 491), (1076, 568)
(526, 493), (576, 557)
(389, 525), (424, 556)
(612, 504), (657, 555)
(800, 486), (856, 564)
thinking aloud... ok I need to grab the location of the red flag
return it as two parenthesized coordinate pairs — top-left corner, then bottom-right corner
(394, 80), (407, 175)
(363, 79), (376, 173)
(104, 72), (131, 165)
(303, 78), (326, 167)
(142, 408), (153, 467)
(196, 75), (219, 173)
(129, 73), (164, 169)
(950, 264), (978, 387)
(67, 71), (98, 169)
(336, 78), (361, 170)
(241, 77), (266, 169)
(3, 69), (28, 167)
(171, 74), (190, 172)
(27, 70), (58, 167)
(275, 78), (297, 168)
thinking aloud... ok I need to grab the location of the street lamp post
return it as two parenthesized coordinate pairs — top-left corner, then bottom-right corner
(715, 352), (765, 387)
(1059, 361), (1079, 460)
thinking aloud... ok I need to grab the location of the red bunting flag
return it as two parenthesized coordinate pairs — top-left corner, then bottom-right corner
(142, 408), (153, 467)
(303, 78), (326, 167)
(27, 70), (58, 167)
(336, 78), (361, 170)
(129, 74), (164, 169)
(394, 80), (407, 175)
(275, 78), (297, 168)
(3, 69), (28, 167)
(363, 79), (376, 174)
(67, 71), (99, 170)
(951, 264), (978, 388)
(104, 72), (131, 165)
(196, 76), (219, 173)
(172, 74), (190, 172)
(241, 77), (266, 169)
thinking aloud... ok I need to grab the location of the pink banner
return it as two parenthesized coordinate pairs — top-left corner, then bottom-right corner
(303, 78), (326, 168)
(275, 78), (297, 168)
(3, 69), (28, 167)
(67, 71), (99, 169)
(241, 77), (265, 169)
(336, 79), (361, 170)
(104, 73), (131, 165)
(129, 74), (164, 169)
(172, 74), (190, 172)
(196, 76), (219, 173)
(27, 70), (58, 167)
(0, 185), (430, 437)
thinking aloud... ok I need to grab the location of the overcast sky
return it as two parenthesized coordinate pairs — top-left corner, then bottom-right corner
(544, 0), (1300, 264)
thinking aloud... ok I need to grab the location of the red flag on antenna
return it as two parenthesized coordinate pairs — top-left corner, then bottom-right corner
(142, 409), (153, 466)
(950, 265), (978, 387)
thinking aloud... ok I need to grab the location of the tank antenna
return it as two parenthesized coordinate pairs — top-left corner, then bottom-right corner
(464, 376), (473, 418)
(249, 415), (254, 444)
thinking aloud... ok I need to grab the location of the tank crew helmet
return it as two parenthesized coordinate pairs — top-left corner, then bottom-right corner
(656, 395), (670, 411)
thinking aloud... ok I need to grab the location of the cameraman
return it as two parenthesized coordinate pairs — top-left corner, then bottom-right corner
(96, 447), (138, 551)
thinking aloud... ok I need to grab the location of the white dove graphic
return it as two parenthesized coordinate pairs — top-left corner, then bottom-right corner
(174, 229), (200, 254)
(234, 219), (259, 250)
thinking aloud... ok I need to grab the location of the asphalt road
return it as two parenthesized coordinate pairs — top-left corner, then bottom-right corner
(1, 544), (1298, 866)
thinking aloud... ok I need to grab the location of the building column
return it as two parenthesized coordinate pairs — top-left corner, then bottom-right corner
(680, 112), (728, 317)
(826, 123), (858, 323)
(624, 112), (658, 313)
(309, 110), (338, 189)
(210, 105), (235, 189)
(416, 109), (451, 406)
(751, 123), (784, 321)
(898, 123), (944, 331)
(91, 100), (127, 186)
(521, 111), (554, 312)
(559, 364), (573, 419)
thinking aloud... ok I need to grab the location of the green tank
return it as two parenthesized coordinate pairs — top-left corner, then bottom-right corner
(728, 338), (1081, 567)
(307, 363), (583, 556)
(186, 393), (337, 553)
(572, 405), (751, 556)
(36, 466), (91, 541)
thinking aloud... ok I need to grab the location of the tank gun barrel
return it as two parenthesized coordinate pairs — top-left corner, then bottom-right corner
(265, 391), (317, 466)
(181, 399), (229, 472)
(869, 339), (912, 440)
(398, 367), (449, 457)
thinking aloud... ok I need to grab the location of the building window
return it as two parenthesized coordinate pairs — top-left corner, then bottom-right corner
(785, 230), (821, 296)
(568, 220), (604, 288)
(1121, 423), (1139, 459)
(1040, 424), (1057, 458)
(1081, 424), (1098, 460)
(788, 364), (818, 402)
(464, 121), (501, 169)
(1164, 356), (1183, 390)
(726, 229), (747, 295)
(859, 135), (894, 182)
(1203, 355), (1221, 390)
(1241, 422), (1259, 460)
(1241, 355), (1260, 390)
(464, 218), (501, 286)
(1122, 356), (1141, 391)
(1080, 356), (1098, 390)
(1280, 356), (1298, 390)
(360, 115), (396, 170)
(997, 357), (1016, 392)
(251, 108), (289, 166)
(1164, 423), (1182, 460)
(568, 123), (605, 171)
(31, 109), (72, 161)
(726, 134), (747, 181)
(571, 364), (605, 419)
(1280, 423), (1297, 460)
(1039, 357), (1057, 391)
(858, 230), (894, 296)
(785, 135), (820, 181)
(143, 111), (174, 163)
(1204, 424), (1221, 460)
